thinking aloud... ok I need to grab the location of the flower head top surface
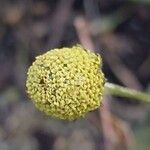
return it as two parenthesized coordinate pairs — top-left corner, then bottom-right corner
(26, 45), (105, 120)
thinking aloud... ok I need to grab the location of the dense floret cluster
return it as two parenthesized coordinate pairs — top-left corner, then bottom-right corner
(26, 45), (105, 120)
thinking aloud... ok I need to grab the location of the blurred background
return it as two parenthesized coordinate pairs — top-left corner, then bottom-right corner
(0, 0), (150, 150)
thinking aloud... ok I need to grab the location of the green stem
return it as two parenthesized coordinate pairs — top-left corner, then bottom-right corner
(104, 82), (150, 103)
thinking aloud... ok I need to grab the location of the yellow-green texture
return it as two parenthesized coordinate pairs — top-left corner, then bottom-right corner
(26, 45), (105, 120)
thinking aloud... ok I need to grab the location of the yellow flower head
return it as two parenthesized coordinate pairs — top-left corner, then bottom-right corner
(26, 45), (105, 120)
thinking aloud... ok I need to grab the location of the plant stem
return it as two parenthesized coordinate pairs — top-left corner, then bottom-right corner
(104, 82), (150, 103)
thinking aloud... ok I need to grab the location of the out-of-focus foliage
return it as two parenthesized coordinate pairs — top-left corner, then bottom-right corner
(134, 124), (150, 150)
(0, 0), (149, 150)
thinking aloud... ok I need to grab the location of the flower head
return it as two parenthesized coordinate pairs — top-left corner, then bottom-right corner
(26, 45), (105, 120)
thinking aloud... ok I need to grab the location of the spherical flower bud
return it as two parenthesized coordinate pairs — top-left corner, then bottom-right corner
(26, 45), (105, 120)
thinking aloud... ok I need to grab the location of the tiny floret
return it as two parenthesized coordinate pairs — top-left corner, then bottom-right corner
(26, 45), (105, 120)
